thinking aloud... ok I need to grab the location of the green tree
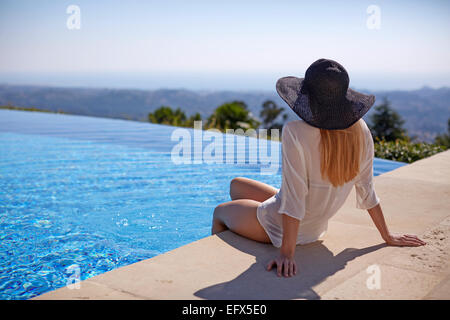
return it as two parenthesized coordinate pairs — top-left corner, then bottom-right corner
(184, 112), (202, 127)
(368, 98), (408, 141)
(259, 100), (288, 131)
(206, 101), (260, 131)
(148, 106), (187, 127)
(434, 118), (450, 148)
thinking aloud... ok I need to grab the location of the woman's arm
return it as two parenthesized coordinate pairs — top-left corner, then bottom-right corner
(281, 214), (300, 257)
(266, 123), (306, 277)
(266, 214), (299, 277)
(367, 203), (426, 246)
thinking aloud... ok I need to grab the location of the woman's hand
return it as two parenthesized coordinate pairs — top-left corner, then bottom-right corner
(367, 205), (426, 247)
(268, 214), (299, 277)
(385, 233), (426, 247)
(266, 253), (297, 277)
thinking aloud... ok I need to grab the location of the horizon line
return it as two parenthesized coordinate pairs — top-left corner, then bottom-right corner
(0, 81), (448, 94)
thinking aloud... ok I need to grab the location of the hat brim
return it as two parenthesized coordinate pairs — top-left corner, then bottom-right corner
(276, 76), (375, 130)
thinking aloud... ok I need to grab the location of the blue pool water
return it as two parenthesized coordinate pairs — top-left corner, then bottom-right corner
(0, 110), (406, 299)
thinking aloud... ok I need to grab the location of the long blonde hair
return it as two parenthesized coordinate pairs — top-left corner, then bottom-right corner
(319, 120), (365, 187)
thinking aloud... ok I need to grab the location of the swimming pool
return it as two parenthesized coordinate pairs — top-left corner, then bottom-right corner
(0, 110), (406, 299)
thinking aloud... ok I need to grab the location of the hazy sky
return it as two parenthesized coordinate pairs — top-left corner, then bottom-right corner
(0, 0), (449, 90)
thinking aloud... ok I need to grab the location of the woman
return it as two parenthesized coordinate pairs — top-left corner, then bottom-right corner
(211, 59), (426, 278)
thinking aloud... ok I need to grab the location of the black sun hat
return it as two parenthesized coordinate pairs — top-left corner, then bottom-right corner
(276, 58), (376, 130)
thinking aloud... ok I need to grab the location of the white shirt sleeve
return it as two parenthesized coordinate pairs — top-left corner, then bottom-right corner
(278, 123), (309, 221)
(355, 131), (380, 210)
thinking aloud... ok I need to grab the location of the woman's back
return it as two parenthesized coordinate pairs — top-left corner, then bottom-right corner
(256, 118), (380, 247)
(287, 117), (376, 213)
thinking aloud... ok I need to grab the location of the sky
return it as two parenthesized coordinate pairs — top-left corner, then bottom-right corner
(0, 0), (449, 91)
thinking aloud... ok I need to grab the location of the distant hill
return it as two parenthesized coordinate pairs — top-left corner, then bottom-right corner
(0, 84), (448, 142)
(365, 87), (450, 142)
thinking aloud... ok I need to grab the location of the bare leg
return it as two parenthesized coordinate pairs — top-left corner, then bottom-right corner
(212, 199), (271, 244)
(229, 177), (277, 202)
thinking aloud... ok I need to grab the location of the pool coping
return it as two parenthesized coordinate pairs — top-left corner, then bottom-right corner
(34, 150), (450, 300)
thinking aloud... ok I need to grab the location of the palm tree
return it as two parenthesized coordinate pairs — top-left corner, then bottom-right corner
(260, 100), (288, 131)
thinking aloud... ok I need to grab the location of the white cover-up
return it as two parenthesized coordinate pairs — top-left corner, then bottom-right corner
(256, 119), (380, 248)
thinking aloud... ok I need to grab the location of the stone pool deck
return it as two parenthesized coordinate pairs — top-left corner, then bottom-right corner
(35, 151), (450, 300)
